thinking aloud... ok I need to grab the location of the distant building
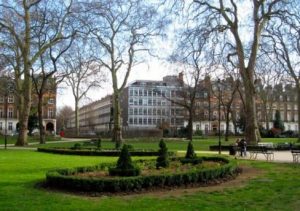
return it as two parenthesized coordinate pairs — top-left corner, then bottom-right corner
(0, 76), (57, 135)
(121, 74), (185, 134)
(66, 95), (113, 135)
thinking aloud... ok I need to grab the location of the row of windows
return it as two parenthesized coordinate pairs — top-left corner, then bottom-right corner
(129, 89), (174, 98)
(0, 122), (13, 131)
(129, 98), (171, 106)
(128, 118), (182, 125)
(0, 96), (14, 103)
(0, 108), (14, 118)
(129, 108), (183, 116)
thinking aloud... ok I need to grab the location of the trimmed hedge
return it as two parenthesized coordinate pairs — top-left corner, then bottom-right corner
(37, 147), (176, 157)
(46, 157), (238, 193)
(180, 157), (203, 165)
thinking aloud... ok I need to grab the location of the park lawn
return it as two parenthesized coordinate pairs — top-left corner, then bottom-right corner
(0, 150), (300, 210)
(0, 135), (61, 145)
(27, 137), (299, 151)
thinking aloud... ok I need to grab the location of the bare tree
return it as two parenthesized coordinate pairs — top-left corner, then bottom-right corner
(169, 28), (212, 141)
(63, 42), (105, 137)
(31, 39), (74, 144)
(84, 0), (167, 148)
(0, 0), (76, 145)
(190, 0), (288, 144)
(265, 6), (300, 141)
(56, 105), (73, 134)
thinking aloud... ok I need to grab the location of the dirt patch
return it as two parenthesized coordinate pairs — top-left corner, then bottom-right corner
(118, 165), (264, 199)
(41, 165), (264, 199)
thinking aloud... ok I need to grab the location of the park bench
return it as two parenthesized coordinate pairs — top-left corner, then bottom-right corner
(291, 150), (300, 163)
(248, 146), (274, 161)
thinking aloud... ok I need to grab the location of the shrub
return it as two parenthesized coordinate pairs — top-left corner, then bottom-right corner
(180, 157), (203, 165)
(185, 141), (196, 159)
(46, 157), (238, 193)
(194, 129), (203, 136)
(72, 143), (81, 150)
(109, 145), (140, 177)
(156, 139), (169, 169)
(97, 138), (102, 149)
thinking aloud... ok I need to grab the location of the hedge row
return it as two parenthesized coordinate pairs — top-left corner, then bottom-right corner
(209, 145), (297, 152)
(46, 157), (238, 193)
(37, 148), (176, 157)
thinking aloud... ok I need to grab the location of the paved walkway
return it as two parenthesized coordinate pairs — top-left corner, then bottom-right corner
(179, 150), (297, 163)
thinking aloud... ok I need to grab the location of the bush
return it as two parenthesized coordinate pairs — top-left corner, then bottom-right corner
(37, 147), (176, 157)
(194, 130), (203, 136)
(185, 141), (196, 159)
(109, 145), (140, 177)
(46, 157), (238, 193)
(180, 157), (203, 165)
(156, 139), (169, 169)
(71, 143), (81, 150)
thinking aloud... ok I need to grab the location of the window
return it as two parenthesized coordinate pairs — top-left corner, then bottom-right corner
(129, 108), (133, 115)
(143, 118), (147, 125)
(8, 122), (12, 131)
(139, 90), (143, 96)
(134, 90), (138, 96)
(0, 108), (3, 118)
(143, 109), (147, 115)
(0, 122), (2, 130)
(0, 97), (3, 103)
(148, 99), (152, 106)
(196, 124), (200, 130)
(48, 108), (54, 118)
(48, 98), (54, 104)
(134, 108), (138, 115)
(144, 90), (147, 96)
(134, 118), (137, 124)
(148, 109), (152, 115)
(139, 108), (143, 115)
(8, 107), (13, 118)
(129, 89), (133, 96)
(139, 118), (142, 124)
(139, 99), (142, 105)
(8, 96), (14, 103)
(129, 118), (133, 124)
(129, 98), (134, 105)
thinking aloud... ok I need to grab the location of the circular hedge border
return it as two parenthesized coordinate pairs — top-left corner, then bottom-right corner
(46, 156), (238, 193)
(37, 147), (176, 157)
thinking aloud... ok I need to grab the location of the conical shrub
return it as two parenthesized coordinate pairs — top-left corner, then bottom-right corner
(185, 141), (196, 159)
(156, 139), (169, 169)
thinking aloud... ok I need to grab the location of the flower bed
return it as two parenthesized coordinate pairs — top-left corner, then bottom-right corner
(46, 156), (238, 193)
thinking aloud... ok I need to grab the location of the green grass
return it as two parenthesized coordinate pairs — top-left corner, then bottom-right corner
(0, 149), (300, 210)
(0, 135), (61, 145)
(27, 137), (299, 151)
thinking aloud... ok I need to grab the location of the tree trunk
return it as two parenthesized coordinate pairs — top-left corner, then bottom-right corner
(16, 74), (31, 146)
(75, 99), (79, 137)
(297, 85), (300, 142)
(242, 71), (261, 144)
(112, 91), (123, 148)
(38, 94), (45, 144)
(187, 108), (193, 141)
(225, 109), (230, 142)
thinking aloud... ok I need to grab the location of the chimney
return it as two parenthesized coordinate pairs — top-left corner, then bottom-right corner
(178, 72), (184, 82)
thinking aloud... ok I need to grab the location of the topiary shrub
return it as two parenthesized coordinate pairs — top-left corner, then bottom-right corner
(109, 145), (140, 176)
(72, 143), (81, 150)
(185, 141), (196, 159)
(181, 141), (202, 165)
(97, 138), (102, 149)
(156, 139), (169, 169)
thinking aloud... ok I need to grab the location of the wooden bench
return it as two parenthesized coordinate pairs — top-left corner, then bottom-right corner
(291, 150), (300, 163)
(248, 146), (274, 161)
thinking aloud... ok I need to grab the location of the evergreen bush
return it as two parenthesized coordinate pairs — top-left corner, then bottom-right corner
(109, 145), (140, 176)
(185, 141), (196, 159)
(156, 139), (169, 169)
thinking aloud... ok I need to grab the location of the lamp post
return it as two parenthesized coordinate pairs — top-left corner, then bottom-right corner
(217, 79), (221, 154)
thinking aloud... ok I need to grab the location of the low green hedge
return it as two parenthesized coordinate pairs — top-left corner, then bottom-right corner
(180, 157), (203, 165)
(46, 157), (238, 193)
(38, 148), (176, 157)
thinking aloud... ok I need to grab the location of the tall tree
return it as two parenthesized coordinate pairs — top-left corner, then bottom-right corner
(170, 29), (211, 141)
(0, 0), (75, 145)
(63, 42), (105, 137)
(190, 0), (288, 144)
(85, 0), (167, 148)
(56, 105), (73, 133)
(265, 4), (300, 141)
